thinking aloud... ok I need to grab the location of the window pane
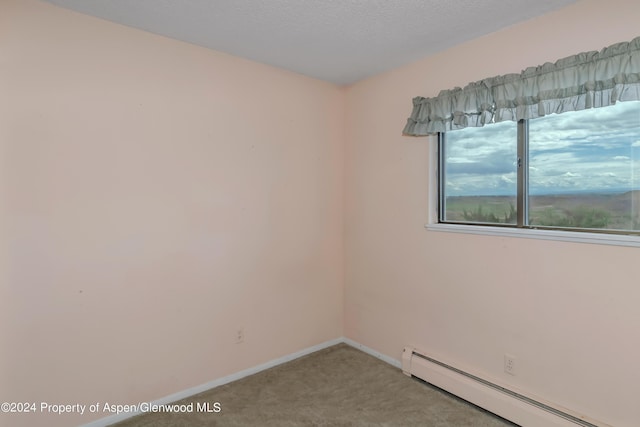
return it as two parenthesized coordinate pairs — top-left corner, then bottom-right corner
(528, 101), (640, 231)
(442, 121), (517, 224)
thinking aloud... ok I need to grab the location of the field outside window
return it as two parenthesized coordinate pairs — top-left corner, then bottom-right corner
(439, 101), (640, 234)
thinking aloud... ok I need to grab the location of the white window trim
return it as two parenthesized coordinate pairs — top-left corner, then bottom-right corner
(426, 138), (640, 248)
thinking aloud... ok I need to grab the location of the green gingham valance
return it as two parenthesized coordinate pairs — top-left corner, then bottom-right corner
(403, 36), (640, 136)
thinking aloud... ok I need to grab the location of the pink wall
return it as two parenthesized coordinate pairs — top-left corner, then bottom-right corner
(344, 0), (640, 426)
(0, 1), (344, 426)
(3, 0), (639, 426)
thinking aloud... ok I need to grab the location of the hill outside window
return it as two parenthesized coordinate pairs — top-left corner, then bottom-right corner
(439, 101), (640, 234)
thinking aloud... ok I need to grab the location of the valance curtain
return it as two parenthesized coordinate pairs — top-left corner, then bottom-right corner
(403, 36), (640, 136)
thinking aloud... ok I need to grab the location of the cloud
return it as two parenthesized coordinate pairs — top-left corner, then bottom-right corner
(443, 101), (640, 195)
(446, 157), (475, 164)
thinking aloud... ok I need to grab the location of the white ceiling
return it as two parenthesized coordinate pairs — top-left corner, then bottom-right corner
(43, 0), (578, 85)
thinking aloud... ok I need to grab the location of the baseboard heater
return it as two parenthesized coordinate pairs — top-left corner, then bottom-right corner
(402, 347), (612, 427)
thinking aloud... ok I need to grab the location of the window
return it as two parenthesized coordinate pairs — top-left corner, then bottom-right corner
(403, 36), (640, 242)
(439, 101), (640, 235)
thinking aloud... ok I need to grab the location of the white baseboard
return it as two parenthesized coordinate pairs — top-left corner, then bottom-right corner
(342, 337), (402, 369)
(79, 337), (344, 427)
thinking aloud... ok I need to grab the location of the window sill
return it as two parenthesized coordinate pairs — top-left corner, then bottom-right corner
(425, 223), (640, 248)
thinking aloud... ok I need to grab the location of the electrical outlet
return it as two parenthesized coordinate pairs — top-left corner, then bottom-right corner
(504, 354), (516, 375)
(236, 327), (244, 344)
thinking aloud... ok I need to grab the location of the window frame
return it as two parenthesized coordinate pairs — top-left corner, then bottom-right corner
(428, 114), (640, 248)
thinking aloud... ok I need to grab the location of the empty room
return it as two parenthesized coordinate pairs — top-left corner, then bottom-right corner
(1, 0), (639, 426)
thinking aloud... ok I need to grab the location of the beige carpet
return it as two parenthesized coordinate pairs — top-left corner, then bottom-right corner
(110, 344), (518, 426)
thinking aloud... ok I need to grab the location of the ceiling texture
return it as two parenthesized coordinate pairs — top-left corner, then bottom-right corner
(43, 0), (578, 85)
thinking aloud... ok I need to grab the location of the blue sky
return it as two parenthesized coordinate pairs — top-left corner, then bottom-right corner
(444, 101), (640, 196)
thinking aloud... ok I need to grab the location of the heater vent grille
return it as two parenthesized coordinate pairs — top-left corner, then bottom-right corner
(402, 347), (610, 427)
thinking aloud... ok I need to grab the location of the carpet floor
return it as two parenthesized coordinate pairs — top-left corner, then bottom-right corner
(110, 343), (519, 426)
